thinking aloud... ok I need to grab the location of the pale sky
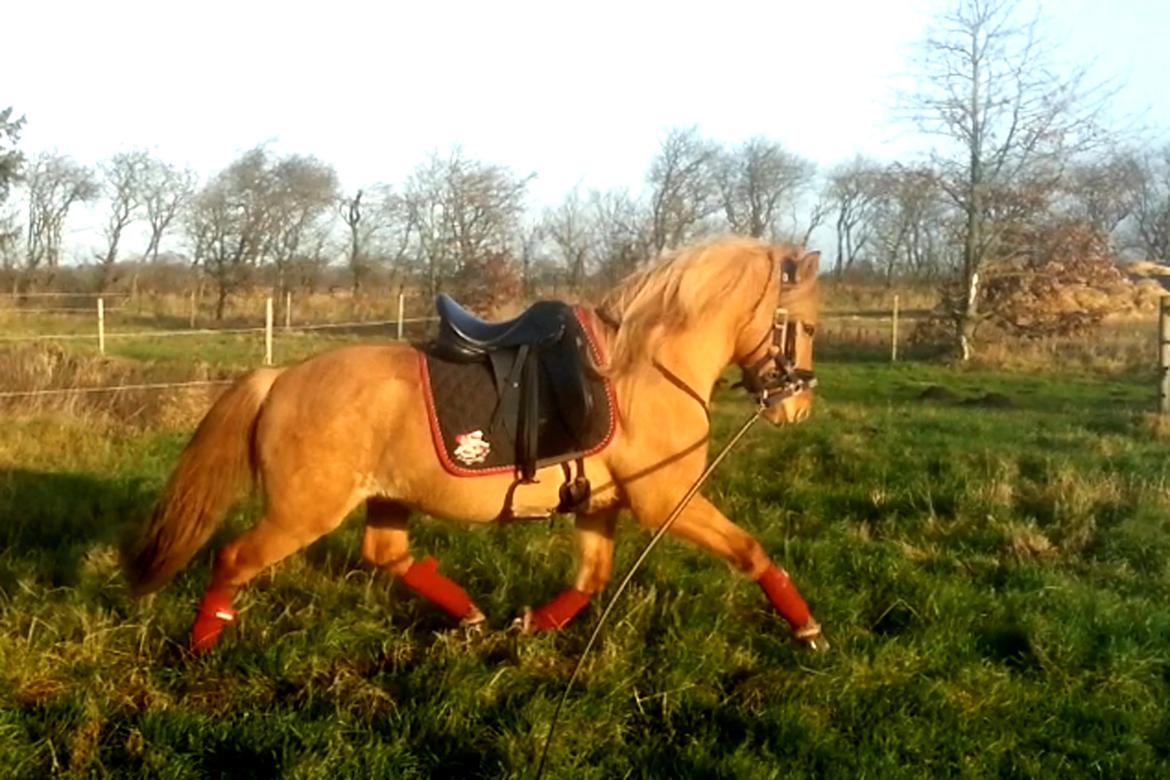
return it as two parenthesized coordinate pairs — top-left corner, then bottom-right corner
(5, 0), (1170, 259)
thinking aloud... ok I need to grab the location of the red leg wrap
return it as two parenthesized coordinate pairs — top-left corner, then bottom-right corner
(757, 565), (811, 631)
(190, 587), (236, 654)
(530, 587), (591, 631)
(400, 556), (474, 620)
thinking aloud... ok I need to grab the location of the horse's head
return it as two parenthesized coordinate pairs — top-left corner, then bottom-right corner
(735, 248), (820, 426)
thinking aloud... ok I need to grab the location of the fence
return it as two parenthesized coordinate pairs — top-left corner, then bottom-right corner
(0, 291), (438, 401)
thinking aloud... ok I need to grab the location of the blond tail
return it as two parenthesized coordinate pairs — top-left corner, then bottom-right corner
(124, 367), (283, 596)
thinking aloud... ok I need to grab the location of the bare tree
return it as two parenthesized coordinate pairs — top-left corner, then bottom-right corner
(140, 157), (196, 263)
(824, 157), (882, 278)
(715, 136), (815, 239)
(404, 148), (532, 298)
(98, 150), (150, 285)
(1129, 146), (1170, 263)
(868, 164), (953, 283)
(543, 185), (593, 289)
(0, 107), (24, 269)
(266, 154), (339, 296)
(647, 126), (721, 253)
(1061, 152), (1142, 243)
(24, 153), (98, 274)
(339, 189), (365, 294)
(590, 187), (650, 284)
(186, 148), (274, 319)
(909, 0), (1110, 359)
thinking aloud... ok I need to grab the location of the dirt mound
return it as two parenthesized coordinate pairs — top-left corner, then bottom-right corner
(960, 392), (1015, 409)
(918, 385), (958, 402)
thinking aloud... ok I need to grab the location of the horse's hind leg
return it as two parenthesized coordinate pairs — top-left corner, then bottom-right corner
(360, 499), (485, 626)
(521, 509), (617, 632)
(190, 487), (360, 654)
(632, 493), (826, 650)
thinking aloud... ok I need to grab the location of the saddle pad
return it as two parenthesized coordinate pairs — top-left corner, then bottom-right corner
(419, 308), (616, 477)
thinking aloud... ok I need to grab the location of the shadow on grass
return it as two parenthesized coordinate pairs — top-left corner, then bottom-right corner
(0, 468), (153, 589)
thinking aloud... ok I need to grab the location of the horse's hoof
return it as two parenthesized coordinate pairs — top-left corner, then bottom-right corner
(461, 608), (487, 637)
(510, 607), (535, 635)
(802, 633), (830, 653)
(795, 620), (829, 653)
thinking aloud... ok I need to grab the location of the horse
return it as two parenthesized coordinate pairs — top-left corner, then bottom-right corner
(123, 235), (826, 654)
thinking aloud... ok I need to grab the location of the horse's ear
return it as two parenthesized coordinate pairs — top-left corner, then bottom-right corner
(799, 250), (821, 281)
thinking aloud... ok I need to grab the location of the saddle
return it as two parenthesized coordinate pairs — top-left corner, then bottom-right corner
(420, 294), (615, 511)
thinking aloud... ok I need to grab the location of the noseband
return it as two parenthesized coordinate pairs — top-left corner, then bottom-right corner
(739, 306), (817, 409)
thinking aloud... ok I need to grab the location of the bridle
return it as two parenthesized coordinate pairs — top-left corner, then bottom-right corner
(737, 305), (818, 410)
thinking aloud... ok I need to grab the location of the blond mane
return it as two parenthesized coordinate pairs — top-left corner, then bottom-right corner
(598, 236), (817, 376)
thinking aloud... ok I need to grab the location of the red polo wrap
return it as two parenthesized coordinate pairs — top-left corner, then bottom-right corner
(530, 587), (591, 631)
(757, 565), (811, 630)
(190, 587), (236, 654)
(400, 556), (474, 620)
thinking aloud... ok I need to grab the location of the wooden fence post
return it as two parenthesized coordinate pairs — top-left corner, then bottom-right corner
(285, 291), (292, 330)
(97, 298), (105, 356)
(891, 294), (900, 363)
(265, 297), (274, 366)
(397, 291), (405, 341)
(1160, 296), (1170, 414)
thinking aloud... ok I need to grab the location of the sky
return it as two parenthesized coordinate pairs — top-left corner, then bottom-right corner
(5, 0), (1170, 259)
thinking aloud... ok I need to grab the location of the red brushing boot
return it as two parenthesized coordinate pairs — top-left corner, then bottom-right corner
(190, 587), (236, 655)
(525, 587), (591, 632)
(757, 564), (827, 651)
(399, 556), (484, 626)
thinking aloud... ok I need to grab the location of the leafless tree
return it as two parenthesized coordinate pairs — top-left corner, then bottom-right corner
(24, 153), (98, 273)
(647, 126), (721, 253)
(186, 148), (274, 319)
(543, 185), (593, 289)
(909, 0), (1111, 359)
(1061, 152), (1143, 243)
(98, 150), (150, 285)
(868, 164), (954, 283)
(715, 136), (815, 239)
(0, 107), (24, 270)
(404, 148), (532, 298)
(589, 187), (650, 284)
(140, 157), (196, 264)
(824, 157), (882, 278)
(1128, 146), (1170, 263)
(266, 154), (339, 296)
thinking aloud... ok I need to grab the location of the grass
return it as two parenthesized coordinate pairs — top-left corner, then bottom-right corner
(2, 319), (1170, 777)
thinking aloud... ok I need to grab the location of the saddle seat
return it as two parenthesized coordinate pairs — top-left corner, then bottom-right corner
(435, 293), (568, 360)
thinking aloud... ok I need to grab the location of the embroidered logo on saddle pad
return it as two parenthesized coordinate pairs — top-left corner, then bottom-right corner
(453, 430), (491, 465)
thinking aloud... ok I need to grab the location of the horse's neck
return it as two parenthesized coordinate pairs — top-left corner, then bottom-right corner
(649, 321), (736, 403)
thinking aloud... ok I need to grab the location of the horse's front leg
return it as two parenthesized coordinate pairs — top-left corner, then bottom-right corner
(517, 509), (617, 632)
(631, 491), (827, 651)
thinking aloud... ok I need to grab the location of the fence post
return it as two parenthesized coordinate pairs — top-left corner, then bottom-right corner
(891, 294), (900, 363)
(265, 297), (274, 366)
(397, 291), (405, 341)
(285, 291), (292, 330)
(97, 298), (105, 356)
(1160, 296), (1170, 414)
(189, 290), (197, 329)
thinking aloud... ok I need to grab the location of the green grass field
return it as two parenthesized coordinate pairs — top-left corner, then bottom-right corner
(2, 324), (1169, 778)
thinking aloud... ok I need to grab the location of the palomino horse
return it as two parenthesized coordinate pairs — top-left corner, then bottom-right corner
(124, 236), (825, 653)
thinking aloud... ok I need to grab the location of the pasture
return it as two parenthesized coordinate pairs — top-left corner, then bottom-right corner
(1, 293), (1169, 778)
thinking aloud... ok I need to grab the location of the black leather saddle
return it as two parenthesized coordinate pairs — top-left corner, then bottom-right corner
(424, 295), (611, 507)
(434, 293), (569, 359)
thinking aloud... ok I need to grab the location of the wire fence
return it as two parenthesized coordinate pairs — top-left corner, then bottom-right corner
(0, 292), (439, 402)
